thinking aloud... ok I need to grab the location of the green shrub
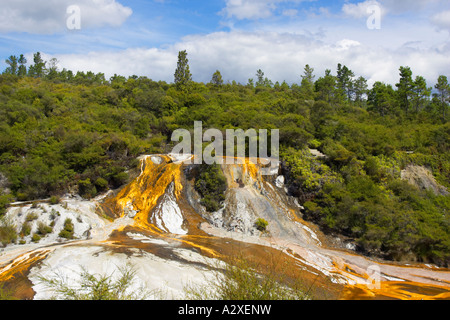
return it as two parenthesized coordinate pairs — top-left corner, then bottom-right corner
(195, 164), (227, 212)
(0, 216), (17, 246)
(94, 177), (108, 191)
(255, 218), (269, 232)
(49, 195), (61, 205)
(184, 254), (310, 300)
(111, 171), (128, 188)
(37, 221), (53, 236)
(78, 179), (97, 199)
(36, 263), (153, 300)
(59, 218), (74, 239)
(20, 222), (31, 237)
(25, 212), (38, 222)
(0, 194), (13, 216)
(31, 233), (41, 243)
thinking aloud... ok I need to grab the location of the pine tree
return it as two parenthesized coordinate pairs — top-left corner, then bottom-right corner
(174, 50), (192, 91)
(353, 76), (368, 105)
(395, 66), (414, 116)
(18, 54), (27, 77)
(337, 63), (355, 101)
(211, 70), (223, 86)
(411, 75), (431, 113)
(300, 64), (315, 99)
(4, 55), (18, 75)
(434, 75), (449, 122)
(255, 69), (265, 87)
(28, 52), (46, 78)
(315, 69), (337, 103)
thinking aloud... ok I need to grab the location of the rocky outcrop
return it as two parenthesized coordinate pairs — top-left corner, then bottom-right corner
(401, 165), (449, 196)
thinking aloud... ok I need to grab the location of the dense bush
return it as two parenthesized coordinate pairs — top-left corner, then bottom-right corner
(59, 218), (74, 239)
(194, 164), (227, 212)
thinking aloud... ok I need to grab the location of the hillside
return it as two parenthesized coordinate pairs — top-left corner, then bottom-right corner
(0, 53), (449, 269)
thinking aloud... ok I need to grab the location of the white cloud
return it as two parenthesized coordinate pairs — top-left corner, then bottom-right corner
(0, 0), (132, 34)
(221, 0), (276, 20)
(282, 9), (298, 17)
(50, 31), (450, 87)
(342, 0), (386, 19)
(431, 10), (450, 31)
(220, 0), (311, 21)
(343, 0), (448, 18)
(380, 0), (439, 14)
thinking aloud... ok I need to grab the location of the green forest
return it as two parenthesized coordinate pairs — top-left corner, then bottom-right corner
(0, 51), (449, 266)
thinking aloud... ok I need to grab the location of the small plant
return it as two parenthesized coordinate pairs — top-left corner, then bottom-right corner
(0, 216), (17, 246)
(37, 222), (53, 236)
(31, 233), (41, 243)
(49, 196), (61, 205)
(59, 218), (74, 239)
(37, 263), (155, 300)
(184, 254), (310, 300)
(255, 218), (269, 232)
(20, 222), (31, 237)
(50, 208), (60, 220)
(25, 212), (38, 222)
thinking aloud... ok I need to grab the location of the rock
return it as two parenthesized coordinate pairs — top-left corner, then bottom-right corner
(309, 149), (327, 159)
(275, 175), (285, 188)
(401, 165), (449, 196)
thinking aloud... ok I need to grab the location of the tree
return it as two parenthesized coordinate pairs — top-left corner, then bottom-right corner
(353, 76), (368, 105)
(337, 63), (355, 101)
(434, 75), (449, 122)
(174, 50), (192, 91)
(395, 66), (414, 115)
(4, 55), (18, 75)
(411, 75), (431, 113)
(255, 69), (265, 87)
(18, 54), (27, 77)
(368, 81), (395, 117)
(300, 64), (315, 99)
(46, 58), (59, 80)
(255, 69), (272, 88)
(28, 52), (46, 78)
(211, 70), (223, 86)
(315, 69), (338, 103)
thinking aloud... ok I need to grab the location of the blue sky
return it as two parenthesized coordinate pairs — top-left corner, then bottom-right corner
(1, 0), (449, 86)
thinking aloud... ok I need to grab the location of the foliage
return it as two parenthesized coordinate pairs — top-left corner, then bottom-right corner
(36, 263), (154, 300)
(195, 164), (227, 212)
(0, 52), (448, 266)
(255, 218), (269, 232)
(184, 255), (310, 300)
(0, 216), (17, 246)
(58, 218), (74, 239)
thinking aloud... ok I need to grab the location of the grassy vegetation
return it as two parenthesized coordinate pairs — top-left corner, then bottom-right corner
(36, 263), (154, 300)
(184, 254), (310, 300)
(0, 216), (17, 246)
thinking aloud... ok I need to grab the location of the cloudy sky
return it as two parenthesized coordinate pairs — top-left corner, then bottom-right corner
(0, 0), (449, 86)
